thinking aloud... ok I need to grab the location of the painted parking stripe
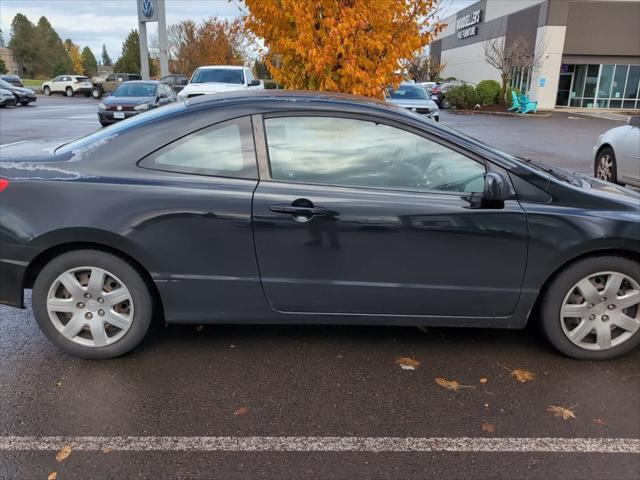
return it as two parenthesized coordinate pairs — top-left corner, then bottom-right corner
(1, 437), (638, 453)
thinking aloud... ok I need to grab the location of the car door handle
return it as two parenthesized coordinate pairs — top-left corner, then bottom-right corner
(269, 204), (327, 216)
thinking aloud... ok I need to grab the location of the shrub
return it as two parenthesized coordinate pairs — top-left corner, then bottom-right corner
(446, 84), (479, 109)
(476, 80), (501, 105)
(263, 79), (279, 89)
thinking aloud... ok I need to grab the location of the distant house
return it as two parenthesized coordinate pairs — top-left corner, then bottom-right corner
(0, 47), (22, 75)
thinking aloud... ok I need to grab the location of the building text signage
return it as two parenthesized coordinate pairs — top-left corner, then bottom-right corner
(456, 9), (482, 39)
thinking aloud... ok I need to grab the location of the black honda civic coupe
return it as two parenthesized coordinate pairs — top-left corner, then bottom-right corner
(1, 91), (639, 359)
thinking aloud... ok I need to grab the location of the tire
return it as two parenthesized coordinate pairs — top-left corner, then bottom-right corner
(43, 86), (51, 96)
(20, 101), (30, 106)
(32, 250), (153, 359)
(541, 255), (640, 360)
(99, 121), (110, 127)
(594, 146), (618, 184)
(440, 96), (451, 109)
(91, 88), (103, 99)
(65, 87), (74, 97)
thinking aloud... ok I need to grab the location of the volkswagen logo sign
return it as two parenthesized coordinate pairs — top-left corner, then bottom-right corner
(117, 105), (123, 111)
(142, 0), (154, 18)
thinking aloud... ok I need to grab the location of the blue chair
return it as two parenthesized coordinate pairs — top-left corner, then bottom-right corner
(519, 94), (538, 114)
(508, 91), (521, 112)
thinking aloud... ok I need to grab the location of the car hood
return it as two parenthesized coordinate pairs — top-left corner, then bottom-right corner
(103, 96), (154, 106)
(9, 86), (35, 95)
(180, 82), (247, 95)
(387, 98), (438, 109)
(581, 174), (640, 202)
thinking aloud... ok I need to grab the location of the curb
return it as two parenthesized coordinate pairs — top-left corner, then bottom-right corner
(449, 110), (553, 118)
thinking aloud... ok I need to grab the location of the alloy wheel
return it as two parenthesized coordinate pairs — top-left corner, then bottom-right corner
(560, 271), (640, 351)
(46, 266), (134, 347)
(596, 154), (614, 181)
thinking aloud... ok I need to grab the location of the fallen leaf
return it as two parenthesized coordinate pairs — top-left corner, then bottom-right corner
(497, 363), (535, 383)
(395, 356), (420, 370)
(547, 405), (576, 420)
(479, 378), (488, 384)
(435, 377), (476, 391)
(233, 406), (250, 416)
(48, 473), (57, 480)
(481, 422), (496, 433)
(101, 446), (113, 453)
(592, 418), (608, 427)
(55, 445), (72, 462)
(511, 369), (536, 383)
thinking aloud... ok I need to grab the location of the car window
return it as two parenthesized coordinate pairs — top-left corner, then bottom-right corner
(106, 74), (115, 82)
(140, 117), (257, 179)
(190, 69), (244, 85)
(52, 76), (62, 82)
(264, 116), (486, 193)
(112, 83), (157, 97)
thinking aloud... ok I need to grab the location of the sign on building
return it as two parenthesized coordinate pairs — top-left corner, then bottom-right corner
(456, 9), (482, 40)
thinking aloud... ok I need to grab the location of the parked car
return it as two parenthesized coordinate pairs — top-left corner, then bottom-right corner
(177, 65), (262, 100)
(0, 78), (36, 106)
(97, 81), (176, 126)
(160, 74), (189, 93)
(593, 116), (640, 188)
(91, 73), (143, 99)
(419, 81), (438, 92)
(0, 75), (25, 87)
(386, 82), (439, 121)
(42, 75), (93, 97)
(1, 91), (639, 360)
(0, 88), (17, 107)
(431, 80), (476, 109)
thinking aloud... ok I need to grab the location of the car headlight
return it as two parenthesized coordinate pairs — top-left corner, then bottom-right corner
(98, 102), (107, 110)
(134, 103), (149, 111)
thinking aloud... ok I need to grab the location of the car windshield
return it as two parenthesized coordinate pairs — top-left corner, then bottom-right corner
(55, 102), (187, 155)
(0, 79), (13, 89)
(112, 83), (157, 97)
(190, 69), (244, 84)
(389, 86), (430, 100)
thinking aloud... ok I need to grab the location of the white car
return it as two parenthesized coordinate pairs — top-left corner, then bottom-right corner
(593, 116), (640, 188)
(42, 75), (94, 97)
(385, 82), (440, 121)
(177, 65), (262, 100)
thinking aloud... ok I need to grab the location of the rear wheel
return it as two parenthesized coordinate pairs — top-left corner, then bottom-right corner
(33, 250), (153, 359)
(541, 256), (640, 360)
(65, 87), (74, 97)
(595, 146), (618, 184)
(440, 96), (451, 109)
(91, 88), (102, 99)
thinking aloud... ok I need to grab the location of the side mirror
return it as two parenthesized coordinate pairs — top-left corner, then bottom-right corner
(248, 79), (261, 87)
(484, 172), (512, 202)
(629, 116), (640, 128)
(158, 92), (167, 99)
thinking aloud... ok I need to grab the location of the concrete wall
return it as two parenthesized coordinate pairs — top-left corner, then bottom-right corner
(0, 48), (21, 75)
(440, 40), (502, 83)
(484, 0), (546, 21)
(529, 26), (568, 109)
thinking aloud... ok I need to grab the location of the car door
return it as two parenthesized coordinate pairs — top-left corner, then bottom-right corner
(252, 113), (528, 318)
(51, 76), (63, 92)
(104, 74), (116, 93)
(618, 124), (640, 185)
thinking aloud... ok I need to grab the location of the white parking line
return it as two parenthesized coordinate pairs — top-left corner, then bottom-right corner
(1, 436), (639, 453)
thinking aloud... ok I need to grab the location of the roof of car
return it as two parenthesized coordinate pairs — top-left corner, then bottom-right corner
(195, 65), (246, 70)
(119, 80), (164, 84)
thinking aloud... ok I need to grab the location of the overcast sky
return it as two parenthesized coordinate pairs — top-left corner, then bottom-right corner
(0, 0), (475, 61)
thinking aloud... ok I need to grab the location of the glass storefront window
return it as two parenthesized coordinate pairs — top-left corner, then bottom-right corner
(558, 63), (640, 109)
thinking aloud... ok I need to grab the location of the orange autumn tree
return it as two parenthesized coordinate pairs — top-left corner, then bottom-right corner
(243, 0), (445, 97)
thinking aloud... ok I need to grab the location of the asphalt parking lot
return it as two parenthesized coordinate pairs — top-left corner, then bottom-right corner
(1, 97), (639, 480)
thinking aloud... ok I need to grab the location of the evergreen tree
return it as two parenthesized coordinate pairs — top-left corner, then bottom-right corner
(9, 14), (37, 77)
(35, 16), (71, 77)
(81, 47), (98, 77)
(0, 28), (6, 48)
(101, 44), (112, 66)
(114, 30), (156, 76)
(0, 58), (7, 75)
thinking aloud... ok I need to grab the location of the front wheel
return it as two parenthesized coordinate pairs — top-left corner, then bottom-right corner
(33, 250), (153, 359)
(91, 88), (102, 99)
(43, 86), (51, 96)
(595, 146), (618, 184)
(541, 256), (640, 360)
(65, 87), (74, 97)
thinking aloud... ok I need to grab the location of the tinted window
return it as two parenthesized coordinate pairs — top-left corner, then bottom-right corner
(112, 83), (157, 97)
(140, 117), (257, 179)
(265, 116), (485, 193)
(190, 69), (244, 85)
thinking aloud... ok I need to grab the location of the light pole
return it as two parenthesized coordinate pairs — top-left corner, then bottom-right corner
(137, 0), (169, 79)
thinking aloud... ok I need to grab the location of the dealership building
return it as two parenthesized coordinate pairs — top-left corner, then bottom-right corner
(430, 0), (640, 110)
